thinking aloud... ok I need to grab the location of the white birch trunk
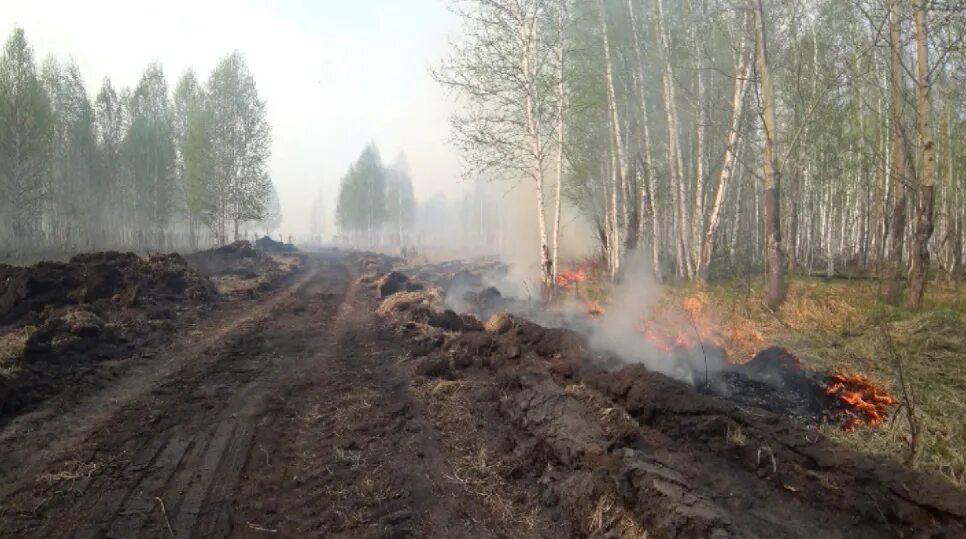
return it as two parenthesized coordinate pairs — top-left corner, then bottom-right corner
(698, 38), (751, 281)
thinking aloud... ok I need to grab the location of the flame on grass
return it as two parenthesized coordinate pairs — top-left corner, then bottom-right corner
(636, 294), (763, 362)
(824, 371), (898, 432)
(556, 267), (587, 289)
(583, 300), (605, 318)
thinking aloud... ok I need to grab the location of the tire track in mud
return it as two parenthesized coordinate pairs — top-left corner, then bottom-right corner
(0, 253), (352, 538)
(229, 266), (528, 537)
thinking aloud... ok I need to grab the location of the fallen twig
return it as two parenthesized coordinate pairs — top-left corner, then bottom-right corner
(248, 522), (279, 533)
(155, 496), (174, 538)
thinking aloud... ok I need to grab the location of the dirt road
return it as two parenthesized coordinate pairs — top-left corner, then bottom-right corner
(0, 251), (515, 537)
(1, 250), (963, 538)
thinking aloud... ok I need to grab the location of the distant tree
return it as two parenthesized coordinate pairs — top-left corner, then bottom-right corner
(386, 153), (416, 245)
(258, 181), (283, 235)
(93, 77), (128, 246)
(309, 188), (325, 244)
(0, 28), (52, 251)
(206, 51), (272, 243)
(335, 143), (387, 246)
(173, 69), (208, 249)
(123, 63), (176, 248)
(43, 58), (98, 249)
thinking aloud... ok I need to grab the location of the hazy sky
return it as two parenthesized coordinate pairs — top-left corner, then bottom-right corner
(3, 0), (465, 238)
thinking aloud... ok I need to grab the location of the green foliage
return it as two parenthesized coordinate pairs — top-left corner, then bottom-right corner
(206, 51), (273, 242)
(0, 28), (53, 248)
(124, 63), (177, 239)
(0, 28), (277, 253)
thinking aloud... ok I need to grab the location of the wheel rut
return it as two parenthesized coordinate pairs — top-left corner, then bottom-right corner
(0, 253), (352, 538)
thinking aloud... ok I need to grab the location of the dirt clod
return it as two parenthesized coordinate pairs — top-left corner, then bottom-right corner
(377, 271), (414, 297)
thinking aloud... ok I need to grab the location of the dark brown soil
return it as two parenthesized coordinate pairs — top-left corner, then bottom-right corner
(184, 240), (284, 280)
(0, 252), (216, 420)
(377, 266), (966, 538)
(0, 253), (963, 538)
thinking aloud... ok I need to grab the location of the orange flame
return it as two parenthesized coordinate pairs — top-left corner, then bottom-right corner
(823, 371), (898, 431)
(638, 295), (726, 355)
(583, 300), (605, 318)
(556, 268), (587, 289)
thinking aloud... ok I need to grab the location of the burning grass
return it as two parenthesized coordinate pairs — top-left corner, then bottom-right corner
(670, 276), (965, 486)
(554, 264), (963, 485)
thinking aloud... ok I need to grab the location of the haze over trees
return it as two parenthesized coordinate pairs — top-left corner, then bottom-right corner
(438, 0), (965, 308)
(0, 28), (277, 259)
(335, 144), (416, 247)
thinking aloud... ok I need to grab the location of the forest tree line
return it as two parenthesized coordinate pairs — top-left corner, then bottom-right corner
(437, 0), (965, 308)
(335, 144), (416, 247)
(0, 28), (277, 258)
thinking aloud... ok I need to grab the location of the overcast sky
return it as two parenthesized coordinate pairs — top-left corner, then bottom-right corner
(3, 0), (465, 238)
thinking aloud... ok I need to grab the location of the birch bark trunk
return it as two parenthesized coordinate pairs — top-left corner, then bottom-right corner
(551, 6), (565, 297)
(884, 0), (908, 304)
(597, 0), (626, 277)
(698, 37), (751, 281)
(520, 17), (552, 292)
(754, 0), (784, 309)
(626, 0), (661, 279)
(906, 0), (935, 308)
(656, 0), (690, 279)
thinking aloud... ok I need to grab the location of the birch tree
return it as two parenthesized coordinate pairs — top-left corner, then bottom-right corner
(906, 0), (935, 308)
(753, 0), (784, 309)
(699, 21), (752, 281)
(206, 51), (272, 243)
(436, 0), (564, 291)
(0, 28), (52, 252)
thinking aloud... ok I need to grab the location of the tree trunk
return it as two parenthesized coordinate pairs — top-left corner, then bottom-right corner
(754, 0), (784, 309)
(883, 0), (908, 304)
(690, 4), (705, 274)
(906, 0), (934, 309)
(597, 0), (627, 278)
(626, 0), (661, 279)
(699, 36), (750, 281)
(656, 0), (690, 279)
(520, 17), (552, 292)
(551, 6), (566, 296)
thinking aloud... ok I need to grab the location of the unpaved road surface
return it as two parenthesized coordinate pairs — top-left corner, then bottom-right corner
(0, 251), (507, 537)
(1, 250), (964, 538)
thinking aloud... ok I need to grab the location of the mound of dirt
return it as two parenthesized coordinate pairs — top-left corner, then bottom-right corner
(348, 252), (403, 276)
(185, 241), (302, 295)
(377, 290), (469, 332)
(254, 235), (297, 252)
(0, 252), (216, 420)
(1, 252), (212, 327)
(374, 268), (966, 538)
(185, 241), (277, 278)
(375, 271), (423, 298)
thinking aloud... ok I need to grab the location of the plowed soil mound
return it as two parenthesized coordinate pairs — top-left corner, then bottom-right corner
(373, 267), (966, 537)
(184, 240), (302, 296)
(0, 252), (215, 420)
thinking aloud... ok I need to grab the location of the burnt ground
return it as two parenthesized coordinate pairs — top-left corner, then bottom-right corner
(0, 250), (963, 538)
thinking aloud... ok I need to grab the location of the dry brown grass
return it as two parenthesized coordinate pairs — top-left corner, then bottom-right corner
(375, 290), (439, 315)
(588, 495), (649, 539)
(0, 326), (34, 377)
